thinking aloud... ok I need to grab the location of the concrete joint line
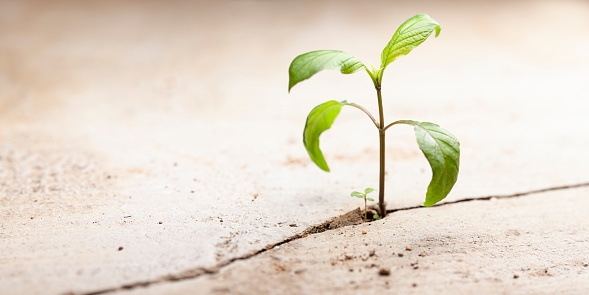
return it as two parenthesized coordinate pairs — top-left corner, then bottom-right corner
(69, 181), (589, 295)
(388, 181), (589, 214)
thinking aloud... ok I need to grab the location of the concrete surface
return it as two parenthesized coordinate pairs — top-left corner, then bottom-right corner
(118, 188), (589, 295)
(1, 0), (588, 294)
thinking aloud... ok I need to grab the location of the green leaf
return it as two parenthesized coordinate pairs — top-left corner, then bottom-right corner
(289, 50), (366, 91)
(381, 14), (441, 70)
(393, 120), (460, 206)
(303, 100), (347, 171)
(373, 214), (382, 220)
(366, 198), (375, 202)
(351, 191), (363, 198)
(364, 188), (376, 194)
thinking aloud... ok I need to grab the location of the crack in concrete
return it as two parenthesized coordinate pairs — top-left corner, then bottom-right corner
(388, 182), (589, 214)
(67, 232), (313, 295)
(68, 181), (589, 295)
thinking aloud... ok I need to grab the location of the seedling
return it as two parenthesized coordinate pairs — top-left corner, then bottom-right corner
(351, 188), (380, 222)
(288, 14), (460, 218)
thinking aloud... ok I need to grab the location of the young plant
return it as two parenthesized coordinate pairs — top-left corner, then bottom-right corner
(288, 14), (460, 218)
(351, 188), (379, 222)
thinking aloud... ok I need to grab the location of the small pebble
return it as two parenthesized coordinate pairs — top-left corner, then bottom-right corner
(412, 283), (417, 287)
(378, 268), (390, 276)
(159, 221), (163, 224)
(362, 230), (367, 234)
(406, 246), (412, 251)
(513, 274), (519, 279)
(397, 253), (404, 257)
(118, 247), (123, 251)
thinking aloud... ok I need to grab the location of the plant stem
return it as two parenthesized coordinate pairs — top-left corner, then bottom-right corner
(378, 129), (386, 217)
(364, 196), (367, 222)
(383, 120), (405, 131)
(376, 85), (387, 217)
(345, 102), (379, 129)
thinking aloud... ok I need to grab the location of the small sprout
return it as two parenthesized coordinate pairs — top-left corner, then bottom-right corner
(351, 191), (364, 198)
(351, 188), (377, 222)
(288, 14), (460, 217)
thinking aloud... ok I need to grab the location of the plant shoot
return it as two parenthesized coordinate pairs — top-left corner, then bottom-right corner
(288, 14), (460, 218)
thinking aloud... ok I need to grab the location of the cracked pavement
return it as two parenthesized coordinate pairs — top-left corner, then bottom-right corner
(1, 0), (589, 294)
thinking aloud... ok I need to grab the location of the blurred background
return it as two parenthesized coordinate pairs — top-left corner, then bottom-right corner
(1, 0), (589, 209)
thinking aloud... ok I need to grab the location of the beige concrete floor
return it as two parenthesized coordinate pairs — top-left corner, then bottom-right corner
(120, 188), (589, 295)
(1, 0), (588, 294)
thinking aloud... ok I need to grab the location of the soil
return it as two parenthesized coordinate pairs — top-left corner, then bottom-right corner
(307, 206), (385, 233)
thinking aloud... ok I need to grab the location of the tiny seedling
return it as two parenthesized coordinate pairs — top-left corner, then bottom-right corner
(351, 188), (380, 222)
(288, 14), (460, 218)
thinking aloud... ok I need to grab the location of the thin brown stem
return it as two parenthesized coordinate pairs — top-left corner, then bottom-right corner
(383, 121), (401, 131)
(364, 196), (367, 222)
(376, 86), (387, 217)
(383, 119), (413, 131)
(378, 129), (386, 217)
(344, 102), (379, 129)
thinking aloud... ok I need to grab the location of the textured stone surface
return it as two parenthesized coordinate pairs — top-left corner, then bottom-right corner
(118, 188), (589, 295)
(1, 0), (588, 294)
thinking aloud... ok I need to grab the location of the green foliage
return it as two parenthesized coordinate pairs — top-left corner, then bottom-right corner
(302, 100), (346, 172)
(393, 120), (460, 206)
(288, 14), (460, 216)
(364, 188), (376, 194)
(288, 50), (366, 92)
(350, 188), (377, 222)
(381, 14), (441, 71)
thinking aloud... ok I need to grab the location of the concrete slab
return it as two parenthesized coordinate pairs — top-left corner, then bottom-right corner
(1, 0), (588, 294)
(122, 187), (589, 295)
